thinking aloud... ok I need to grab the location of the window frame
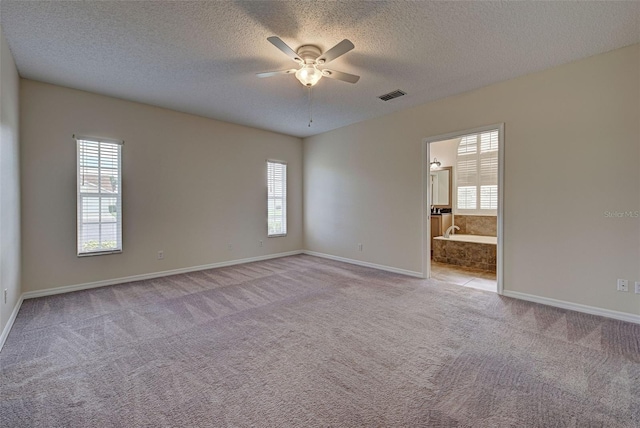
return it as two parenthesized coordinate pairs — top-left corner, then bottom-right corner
(266, 159), (287, 238)
(75, 135), (123, 257)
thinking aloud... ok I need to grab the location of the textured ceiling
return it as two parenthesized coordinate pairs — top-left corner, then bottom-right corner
(1, 1), (639, 138)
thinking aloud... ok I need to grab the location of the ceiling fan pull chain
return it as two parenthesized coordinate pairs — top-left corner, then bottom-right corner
(308, 87), (313, 127)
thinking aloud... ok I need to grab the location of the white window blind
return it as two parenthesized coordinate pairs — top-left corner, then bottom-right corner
(76, 136), (123, 256)
(456, 130), (498, 214)
(267, 160), (287, 237)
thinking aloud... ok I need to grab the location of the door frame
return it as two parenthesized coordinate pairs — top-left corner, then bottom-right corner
(422, 123), (505, 294)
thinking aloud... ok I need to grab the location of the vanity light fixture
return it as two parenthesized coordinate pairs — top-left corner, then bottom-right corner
(430, 158), (441, 169)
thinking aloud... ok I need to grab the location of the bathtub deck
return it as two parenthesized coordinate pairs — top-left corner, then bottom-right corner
(434, 234), (497, 245)
(432, 234), (497, 272)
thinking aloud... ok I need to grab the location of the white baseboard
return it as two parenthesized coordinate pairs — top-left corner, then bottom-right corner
(303, 250), (424, 278)
(22, 250), (304, 300)
(0, 294), (24, 352)
(502, 290), (640, 325)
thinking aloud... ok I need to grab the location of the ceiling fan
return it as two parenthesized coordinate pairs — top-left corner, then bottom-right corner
(257, 36), (360, 87)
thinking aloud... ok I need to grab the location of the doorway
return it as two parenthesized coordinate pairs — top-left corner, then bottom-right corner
(422, 124), (504, 294)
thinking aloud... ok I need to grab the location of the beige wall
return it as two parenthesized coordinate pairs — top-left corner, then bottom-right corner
(304, 44), (640, 316)
(0, 25), (21, 335)
(20, 80), (302, 292)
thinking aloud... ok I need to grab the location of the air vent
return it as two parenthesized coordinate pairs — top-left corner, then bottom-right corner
(378, 89), (406, 101)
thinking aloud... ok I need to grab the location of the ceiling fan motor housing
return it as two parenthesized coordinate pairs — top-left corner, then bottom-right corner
(297, 45), (322, 63)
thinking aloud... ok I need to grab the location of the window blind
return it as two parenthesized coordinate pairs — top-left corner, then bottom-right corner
(455, 130), (498, 213)
(76, 136), (123, 256)
(456, 135), (478, 209)
(267, 160), (287, 237)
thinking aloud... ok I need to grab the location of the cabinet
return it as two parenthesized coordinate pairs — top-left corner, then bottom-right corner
(430, 213), (452, 253)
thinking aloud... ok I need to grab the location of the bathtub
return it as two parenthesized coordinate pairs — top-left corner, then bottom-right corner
(432, 234), (497, 272)
(434, 234), (497, 245)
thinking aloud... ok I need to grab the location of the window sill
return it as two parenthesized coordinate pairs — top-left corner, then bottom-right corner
(78, 250), (122, 257)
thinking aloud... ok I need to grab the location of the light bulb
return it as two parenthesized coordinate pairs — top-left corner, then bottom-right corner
(295, 64), (322, 87)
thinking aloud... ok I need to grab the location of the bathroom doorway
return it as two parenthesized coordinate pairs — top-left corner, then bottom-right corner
(422, 124), (504, 294)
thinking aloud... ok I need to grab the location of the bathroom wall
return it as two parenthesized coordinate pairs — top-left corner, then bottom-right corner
(454, 215), (497, 236)
(429, 138), (459, 169)
(429, 132), (498, 238)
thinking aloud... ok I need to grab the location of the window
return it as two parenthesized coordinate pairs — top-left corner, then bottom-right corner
(456, 130), (498, 214)
(267, 160), (287, 237)
(76, 135), (123, 256)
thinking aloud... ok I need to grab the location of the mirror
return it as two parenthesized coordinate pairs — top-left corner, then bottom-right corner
(430, 166), (452, 208)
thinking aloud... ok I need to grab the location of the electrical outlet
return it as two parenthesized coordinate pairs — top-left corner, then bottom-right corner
(358, 243), (363, 251)
(635, 281), (640, 294)
(157, 250), (164, 260)
(617, 279), (628, 292)
(259, 240), (263, 247)
(3, 289), (7, 304)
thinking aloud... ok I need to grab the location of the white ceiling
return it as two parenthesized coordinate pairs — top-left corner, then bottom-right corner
(1, 1), (639, 138)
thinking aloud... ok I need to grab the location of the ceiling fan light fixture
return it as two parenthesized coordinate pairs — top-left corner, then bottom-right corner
(295, 64), (323, 87)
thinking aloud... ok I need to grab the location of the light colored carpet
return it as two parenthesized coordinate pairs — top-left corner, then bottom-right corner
(1, 255), (638, 427)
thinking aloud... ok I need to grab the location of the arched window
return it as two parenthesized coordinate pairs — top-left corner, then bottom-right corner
(456, 130), (498, 215)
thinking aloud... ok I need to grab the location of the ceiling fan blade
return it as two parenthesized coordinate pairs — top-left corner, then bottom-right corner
(267, 36), (302, 62)
(256, 69), (297, 78)
(317, 39), (354, 64)
(321, 69), (360, 84)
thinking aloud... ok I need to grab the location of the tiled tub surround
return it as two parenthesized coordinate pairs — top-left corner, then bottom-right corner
(433, 235), (497, 272)
(454, 215), (497, 236)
